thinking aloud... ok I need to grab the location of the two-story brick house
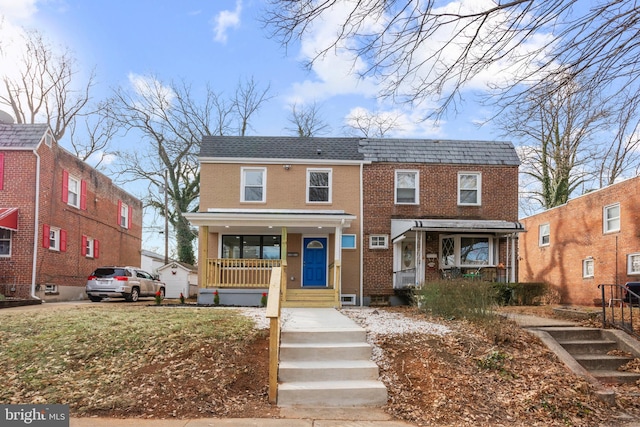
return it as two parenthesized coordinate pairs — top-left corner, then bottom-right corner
(358, 139), (522, 304)
(186, 136), (522, 307)
(519, 175), (640, 306)
(0, 122), (143, 301)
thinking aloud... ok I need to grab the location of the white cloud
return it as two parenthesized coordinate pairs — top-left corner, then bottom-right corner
(212, 0), (242, 44)
(0, 0), (38, 20)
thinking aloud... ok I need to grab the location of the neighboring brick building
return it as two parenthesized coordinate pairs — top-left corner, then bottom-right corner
(520, 176), (640, 305)
(186, 136), (522, 307)
(0, 122), (142, 301)
(359, 139), (522, 304)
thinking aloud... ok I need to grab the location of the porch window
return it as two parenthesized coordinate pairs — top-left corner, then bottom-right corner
(307, 169), (331, 203)
(395, 170), (419, 204)
(241, 168), (266, 202)
(458, 172), (481, 205)
(222, 235), (281, 259)
(0, 228), (10, 256)
(440, 235), (493, 267)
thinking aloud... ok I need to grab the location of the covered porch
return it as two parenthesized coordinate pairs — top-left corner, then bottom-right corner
(184, 209), (357, 308)
(391, 219), (524, 289)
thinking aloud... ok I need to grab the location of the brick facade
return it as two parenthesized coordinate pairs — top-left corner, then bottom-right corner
(0, 125), (142, 301)
(363, 163), (520, 296)
(520, 176), (640, 305)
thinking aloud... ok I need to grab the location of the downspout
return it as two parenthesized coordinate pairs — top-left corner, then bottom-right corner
(359, 162), (364, 306)
(31, 150), (41, 299)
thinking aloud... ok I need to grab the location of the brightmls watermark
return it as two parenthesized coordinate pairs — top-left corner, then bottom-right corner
(1, 405), (69, 426)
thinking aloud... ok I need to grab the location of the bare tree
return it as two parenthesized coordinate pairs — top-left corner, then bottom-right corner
(103, 76), (211, 265)
(67, 111), (117, 169)
(0, 29), (93, 141)
(345, 108), (401, 138)
(233, 76), (273, 136)
(263, 1), (640, 120)
(285, 101), (331, 136)
(499, 76), (609, 211)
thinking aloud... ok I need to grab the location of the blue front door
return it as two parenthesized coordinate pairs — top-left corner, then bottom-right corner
(303, 237), (327, 287)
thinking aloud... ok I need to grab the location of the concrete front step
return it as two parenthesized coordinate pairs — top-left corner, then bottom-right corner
(573, 354), (634, 371)
(281, 328), (367, 344)
(277, 380), (388, 407)
(590, 369), (640, 384)
(544, 327), (606, 341)
(280, 341), (373, 361)
(279, 360), (381, 382)
(556, 339), (618, 354)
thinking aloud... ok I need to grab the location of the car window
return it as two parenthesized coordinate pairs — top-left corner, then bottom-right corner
(136, 270), (152, 279)
(92, 268), (129, 278)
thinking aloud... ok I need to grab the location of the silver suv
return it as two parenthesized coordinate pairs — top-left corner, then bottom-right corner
(86, 266), (165, 302)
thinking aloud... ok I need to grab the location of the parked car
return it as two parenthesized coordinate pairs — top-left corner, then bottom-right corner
(86, 266), (165, 302)
(624, 282), (640, 306)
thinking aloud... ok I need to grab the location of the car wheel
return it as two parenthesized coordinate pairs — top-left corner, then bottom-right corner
(88, 296), (102, 302)
(126, 287), (140, 302)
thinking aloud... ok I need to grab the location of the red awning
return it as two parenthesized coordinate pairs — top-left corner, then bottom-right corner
(0, 208), (18, 231)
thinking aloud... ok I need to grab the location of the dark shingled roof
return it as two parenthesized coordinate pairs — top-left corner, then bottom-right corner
(359, 138), (521, 166)
(0, 123), (50, 149)
(199, 136), (520, 166)
(200, 136), (364, 161)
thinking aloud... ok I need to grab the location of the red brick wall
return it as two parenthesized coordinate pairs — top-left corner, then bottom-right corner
(0, 135), (142, 300)
(363, 163), (519, 296)
(520, 176), (640, 306)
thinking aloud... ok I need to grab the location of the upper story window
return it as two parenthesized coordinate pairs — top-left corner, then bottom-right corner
(604, 203), (620, 233)
(118, 200), (131, 229)
(241, 167), (266, 203)
(395, 170), (419, 204)
(539, 223), (550, 246)
(62, 170), (86, 209)
(0, 229), (11, 256)
(458, 172), (481, 205)
(307, 169), (332, 203)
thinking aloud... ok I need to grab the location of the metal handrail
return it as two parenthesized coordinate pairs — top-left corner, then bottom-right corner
(599, 283), (640, 338)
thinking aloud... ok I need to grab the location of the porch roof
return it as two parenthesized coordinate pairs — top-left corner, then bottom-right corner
(391, 218), (525, 240)
(184, 209), (356, 234)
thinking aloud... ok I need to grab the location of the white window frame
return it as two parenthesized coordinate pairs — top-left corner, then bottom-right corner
(49, 227), (61, 251)
(85, 237), (95, 258)
(306, 168), (332, 203)
(241, 167), (266, 203)
(439, 234), (496, 268)
(604, 203), (620, 233)
(120, 202), (129, 229)
(628, 253), (640, 275)
(539, 223), (550, 247)
(583, 258), (594, 278)
(458, 172), (482, 206)
(0, 228), (11, 257)
(370, 234), (389, 249)
(342, 234), (357, 250)
(395, 170), (419, 205)
(67, 175), (81, 208)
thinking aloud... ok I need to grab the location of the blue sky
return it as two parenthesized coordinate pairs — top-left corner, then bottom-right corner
(0, 0), (521, 255)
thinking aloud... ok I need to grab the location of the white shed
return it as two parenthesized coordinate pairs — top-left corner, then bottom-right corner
(157, 262), (198, 299)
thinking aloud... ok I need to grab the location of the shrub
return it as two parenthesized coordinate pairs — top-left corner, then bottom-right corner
(415, 279), (499, 322)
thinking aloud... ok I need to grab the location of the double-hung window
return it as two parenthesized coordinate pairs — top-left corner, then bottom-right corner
(241, 168), (266, 202)
(307, 169), (331, 203)
(604, 203), (620, 233)
(82, 235), (99, 258)
(118, 200), (131, 229)
(42, 224), (66, 252)
(628, 253), (640, 275)
(539, 223), (550, 246)
(395, 170), (418, 204)
(583, 258), (594, 278)
(62, 170), (86, 209)
(458, 172), (481, 205)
